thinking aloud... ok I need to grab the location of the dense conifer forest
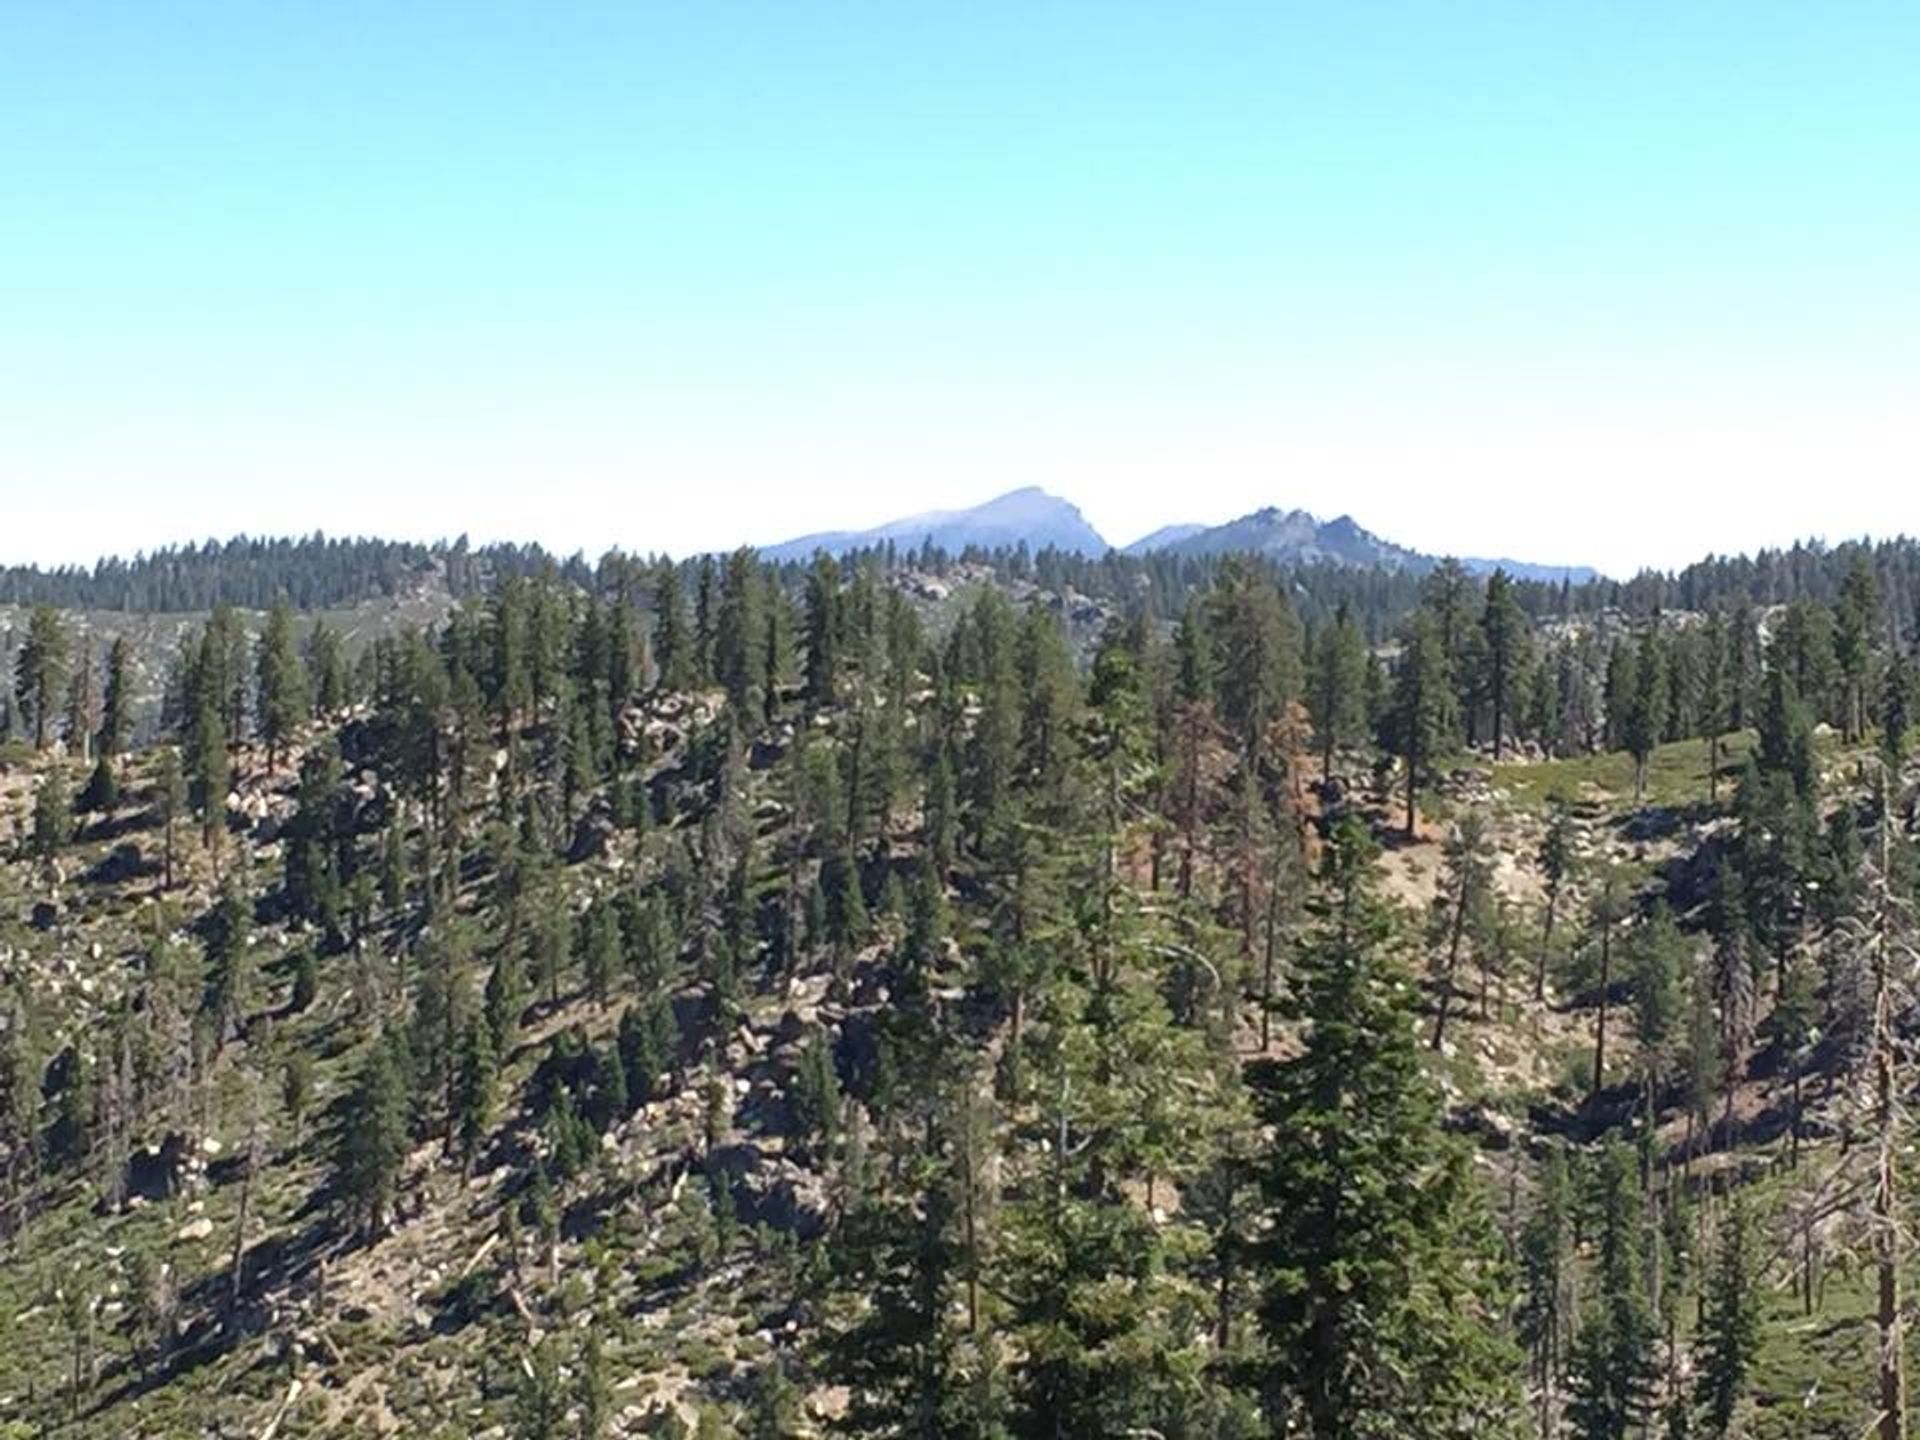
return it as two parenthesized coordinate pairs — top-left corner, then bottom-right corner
(8, 527), (1920, 638)
(3, 535), (1920, 1438)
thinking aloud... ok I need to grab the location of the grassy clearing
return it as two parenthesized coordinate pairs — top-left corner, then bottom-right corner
(1717, 1147), (1907, 1440)
(1494, 732), (1759, 812)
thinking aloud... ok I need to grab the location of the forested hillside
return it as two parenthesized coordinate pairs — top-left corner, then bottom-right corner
(3, 540), (1919, 1438)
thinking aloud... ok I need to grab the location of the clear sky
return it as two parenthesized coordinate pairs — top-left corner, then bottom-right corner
(3, 3), (1916, 575)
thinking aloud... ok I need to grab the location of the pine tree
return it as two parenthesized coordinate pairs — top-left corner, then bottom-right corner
(804, 552), (844, 709)
(1422, 558), (1475, 689)
(62, 638), (98, 762)
(1388, 611), (1456, 838)
(488, 576), (534, 731)
(1724, 602), (1758, 731)
(577, 1327), (613, 1439)
(1308, 602), (1368, 782)
(1622, 637), (1663, 807)
(1165, 598), (1226, 900)
(1535, 800), (1577, 1000)
(156, 746), (187, 888)
(191, 692), (230, 850)
(123, 1245), (175, 1379)
(1835, 554), (1879, 743)
(200, 603), (250, 748)
(1756, 663), (1816, 805)
(1206, 556), (1302, 764)
(1885, 653), (1913, 768)
(255, 599), (310, 770)
(332, 1034), (408, 1238)
(98, 637), (132, 765)
(653, 559), (694, 692)
(824, 1127), (976, 1439)
(78, 752), (118, 817)
(1565, 1144), (1657, 1440)
(1252, 818), (1520, 1437)
(45, 1041), (96, 1172)
(693, 554), (718, 687)
(714, 548), (765, 720)
(284, 740), (344, 930)
(581, 899), (620, 1009)
(1518, 1146), (1572, 1435)
(617, 997), (677, 1105)
(308, 619), (350, 714)
(789, 1026), (841, 1164)
(453, 1014), (497, 1171)
(1629, 903), (1685, 1119)
(59, 1277), (95, 1404)
(1430, 810), (1492, 1051)
(31, 765), (74, 858)
(1479, 568), (1531, 759)
(588, 1040), (629, 1130)
(513, 1334), (568, 1439)
(530, 890), (573, 1010)
(381, 822), (407, 915)
(486, 951), (528, 1057)
(201, 881), (255, 1046)
(824, 839), (868, 955)
(1587, 872), (1627, 1103)
(1692, 1194), (1760, 1439)
(13, 604), (69, 750)
(0, 999), (38, 1237)
(283, 1052), (314, 1146)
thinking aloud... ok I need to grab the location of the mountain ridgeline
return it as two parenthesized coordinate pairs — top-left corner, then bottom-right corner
(757, 487), (1595, 580)
(756, 486), (1110, 562)
(5, 486), (1915, 644)
(3, 523), (1920, 1437)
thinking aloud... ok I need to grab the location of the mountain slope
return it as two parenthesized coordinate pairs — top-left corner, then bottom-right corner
(1140, 507), (1425, 568)
(1127, 505), (1599, 580)
(1119, 522), (1208, 554)
(758, 486), (1107, 561)
(1454, 555), (1599, 583)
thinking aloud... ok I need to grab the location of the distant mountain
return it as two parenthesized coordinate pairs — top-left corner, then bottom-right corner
(1120, 522), (1209, 554)
(1125, 505), (1599, 582)
(1133, 507), (1424, 568)
(1455, 556), (1600, 584)
(759, 486), (1108, 562)
(757, 487), (1599, 580)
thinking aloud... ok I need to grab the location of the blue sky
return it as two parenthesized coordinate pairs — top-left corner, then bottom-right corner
(2, 3), (1916, 573)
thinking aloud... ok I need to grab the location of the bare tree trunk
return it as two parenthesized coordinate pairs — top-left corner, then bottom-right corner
(1802, 1211), (1816, 1316)
(1405, 749), (1418, 839)
(1535, 884), (1559, 1001)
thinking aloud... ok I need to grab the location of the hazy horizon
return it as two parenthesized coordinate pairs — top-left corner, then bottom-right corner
(3, 479), (1913, 583)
